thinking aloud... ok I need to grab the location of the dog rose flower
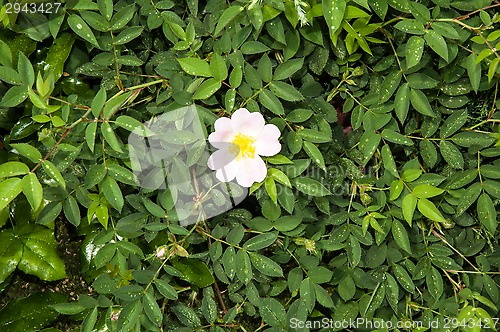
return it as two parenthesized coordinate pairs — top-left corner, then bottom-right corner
(207, 108), (281, 187)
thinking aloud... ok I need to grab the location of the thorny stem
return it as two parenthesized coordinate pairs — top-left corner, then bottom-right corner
(431, 229), (481, 273)
(455, 2), (500, 20)
(437, 18), (500, 59)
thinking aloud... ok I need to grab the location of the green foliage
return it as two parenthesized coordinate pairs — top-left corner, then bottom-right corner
(0, 0), (500, 331)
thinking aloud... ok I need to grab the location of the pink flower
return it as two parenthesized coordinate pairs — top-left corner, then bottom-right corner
(208, 108), (281, 187)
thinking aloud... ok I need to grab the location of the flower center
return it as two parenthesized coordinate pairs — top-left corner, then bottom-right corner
(230, 133), (256, 159)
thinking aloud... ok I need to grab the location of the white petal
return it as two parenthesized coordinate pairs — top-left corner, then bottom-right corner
(207, 148), (237, 170)
(209, 117), (235, 149)
(231, 108), (265, 135)
(215, 161), (238, 182)
(235, 156), (267, 187)
(214, 117), (232, 132)
(255, 124), (281, 156)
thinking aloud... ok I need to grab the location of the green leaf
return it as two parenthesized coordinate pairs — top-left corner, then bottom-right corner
(488, 58), (500, 82)
(452, 132), (496, 148)
(201, 288), (218, 324)
(0, 231), (23, 283)
(117, 300), (143, 331)
(243, 233), (277, 251)
(406, 36), (425, 69)
(402, 194), (417, 226)
(299, 128), (331, 143)
(456, 182), (482, 216)
(229, 66), (243, 88)
(45, 33), (75, 82)
(249, 252), (283, 277)
(102, 91), (132, 120)
(210, 53), (228, 81)
(0, 39), (12, 67)
(97, 0), (113, 20)
(173, 258), (214, 288)
(323, 0), (346, 43)
(385, 273), (399, 313)
(381, 129), (413, 146)
(0, 66), (22, 85)
(347, 235), (361, 267)
(426, 267), (443, 300)
(85, 122), (97, 153)
(178, 57), (212, 77)
(63, 195), (81, 226)
(379, 70), (402, 103)
(392, 219), (412, 253)
(273, 58), (304, 80)
(292, 177), (331, 196)
(259, 89), (284, 115)
(50, 303), (86, 315)
(410, 88), (435, 117)
(401, 169), (422, 182)
(10, 143), (42, 163)
(214, 5), (244, 36)
(22, 173), (43, 210)
(143, 292), (162, 327)
(477, 193), (497, 235)
(338, 275), (356, 301)
(91, 88), (106, 117)
(395, 19), (425, 34)
(258, 298), (286, 328)
(192, 78), (222, 100)
(361, 132), (381, 161)
(67, 15), (100, 47)
(235, 249), (253, 283)
(381, 144), (398, 177)
(0, 292), (66, 331)
(241, 41), (271, 54)
(0, 85), (29, 107)
(440, 109), (468, 138)
(417, 197), (447, 223)
(273, 215), (301, 232)
(303, 141), (326, 171)
(101, 122), (123, 153)
(18, 52), (34, 87)
(81, 307), (98, 332)
(17, 225), (66, 281)
(392, 264), (415, 293)
(314, 283), (335, 308)
(0, 178), (22, 210)
(114, 26), (144, 45)
(268, 168), (291, 187)
(412, 184), (444, 198)
(286, 109), (313, 123)
(265, 177), (278, 204)
(155, 279), (178, 300)
(364, 282), (385, 316)
(102, 176), (124, 211)
(0, 161), (30, 178)
(439, 140), (463, 169)
(424, 30), (448, 61)
(466, 53), (481, 92)
(394, 83), (410, 123)
(258, 54), (272, 82)
(270, 81), (304, 101)
(390, 180), (404, 200)
(42, 160), (66, 189)
(111, 4), (136, 30)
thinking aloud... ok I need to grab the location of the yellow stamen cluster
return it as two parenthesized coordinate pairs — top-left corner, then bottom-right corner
(230, 133), (256, 159)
